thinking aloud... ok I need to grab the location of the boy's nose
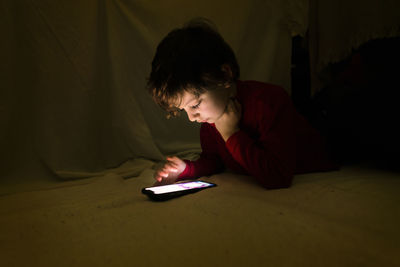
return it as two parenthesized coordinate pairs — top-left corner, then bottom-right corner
(187, 112), (199, 122)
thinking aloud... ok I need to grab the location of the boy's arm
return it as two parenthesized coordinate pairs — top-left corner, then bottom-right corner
(178, 124), (224, 180)
(225, 90), (296, 189)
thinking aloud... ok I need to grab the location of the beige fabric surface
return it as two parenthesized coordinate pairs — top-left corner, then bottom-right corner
(4, 3), (399, 265)
(1, 0), (306, 180)
(0, 165), (399, 266)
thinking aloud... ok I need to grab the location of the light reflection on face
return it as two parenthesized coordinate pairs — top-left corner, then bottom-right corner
(177, 88), (231, 124)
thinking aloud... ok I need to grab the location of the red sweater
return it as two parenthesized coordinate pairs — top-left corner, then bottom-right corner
(178, 80), (337, 189)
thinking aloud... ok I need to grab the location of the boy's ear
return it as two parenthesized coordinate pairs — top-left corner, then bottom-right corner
(221, 64), (233, 88)
(221, 64), (233, 79)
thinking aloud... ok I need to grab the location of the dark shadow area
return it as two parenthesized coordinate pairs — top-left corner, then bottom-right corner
(291, 36), (400, 170)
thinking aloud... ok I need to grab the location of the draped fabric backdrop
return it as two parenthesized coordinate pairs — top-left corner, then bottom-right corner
(308, 0), (400, 94)
(1, 0), (308, 180)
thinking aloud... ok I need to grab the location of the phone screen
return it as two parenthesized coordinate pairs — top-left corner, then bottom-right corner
(145, 181), (215, 195)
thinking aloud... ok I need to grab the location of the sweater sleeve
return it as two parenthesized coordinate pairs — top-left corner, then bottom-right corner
(178, 124), (224, 180)
(225, 89), (296, 189)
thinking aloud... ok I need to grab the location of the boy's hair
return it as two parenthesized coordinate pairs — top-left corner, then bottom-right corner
(147, 18), (240, 118)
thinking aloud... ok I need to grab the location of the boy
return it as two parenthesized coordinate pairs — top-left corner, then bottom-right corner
(147, 19), (337, 189)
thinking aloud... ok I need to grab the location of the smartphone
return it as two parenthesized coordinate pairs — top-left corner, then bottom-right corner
(142, 180), (217, 201)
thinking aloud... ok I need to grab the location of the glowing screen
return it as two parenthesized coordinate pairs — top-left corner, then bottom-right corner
(146, 181), (213, 194)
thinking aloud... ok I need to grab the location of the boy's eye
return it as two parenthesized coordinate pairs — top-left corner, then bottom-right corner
(191, 100), (202, 109)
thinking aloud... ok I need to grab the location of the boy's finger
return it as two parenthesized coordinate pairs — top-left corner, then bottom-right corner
(166, 162), (178, 169)
(164, 165), (177, 173)
(166, 156), (178, 163)
(167, 165), (178, 172)
(160, 171), (169, 177)
(166, 160), (177, 166)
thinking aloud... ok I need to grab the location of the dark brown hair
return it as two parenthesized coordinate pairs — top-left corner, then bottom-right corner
(147, 18), (240, 118)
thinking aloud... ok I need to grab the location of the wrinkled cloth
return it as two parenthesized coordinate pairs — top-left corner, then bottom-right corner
(309, 0), (400, 93)
(1, 0), (307, 179)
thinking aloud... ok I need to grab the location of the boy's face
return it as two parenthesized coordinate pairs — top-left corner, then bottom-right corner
(177, 87), (231, 124)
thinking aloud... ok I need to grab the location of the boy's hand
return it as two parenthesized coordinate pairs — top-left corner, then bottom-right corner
(153, 156), (186, 185)
(215, 98), (241, 142)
